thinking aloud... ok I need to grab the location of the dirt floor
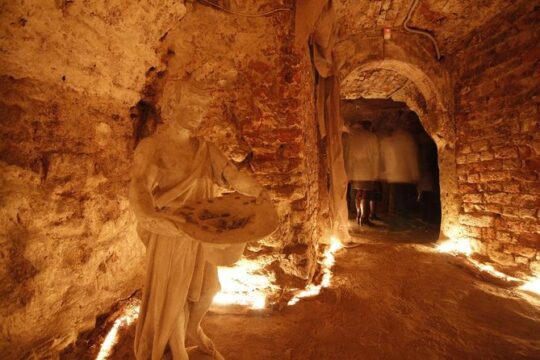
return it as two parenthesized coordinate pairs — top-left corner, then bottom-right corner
(63, 215), (540, 360)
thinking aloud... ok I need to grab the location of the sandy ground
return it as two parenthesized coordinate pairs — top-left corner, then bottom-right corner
(62, 217), (540, 360)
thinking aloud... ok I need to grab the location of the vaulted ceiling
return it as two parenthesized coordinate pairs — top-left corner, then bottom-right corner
(334, 0), (519, 55)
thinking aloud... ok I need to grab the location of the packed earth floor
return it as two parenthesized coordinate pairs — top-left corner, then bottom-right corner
(63, 217), (540, 360)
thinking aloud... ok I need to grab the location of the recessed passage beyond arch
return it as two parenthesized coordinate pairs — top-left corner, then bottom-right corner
(339, 58), (458, 239)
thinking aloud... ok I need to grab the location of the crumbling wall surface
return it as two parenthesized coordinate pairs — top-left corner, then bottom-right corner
(0, 77), (144, 358)
(0, 0), (186, 104)
(0, 1), (186, 358)
(451, 1), (540, 272)
(156, 1), (325, 285)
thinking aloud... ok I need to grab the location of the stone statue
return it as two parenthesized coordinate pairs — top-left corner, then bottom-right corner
(129, 83), (264, 360)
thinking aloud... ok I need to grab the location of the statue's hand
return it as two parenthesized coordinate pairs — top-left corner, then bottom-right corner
(255, 190), (271, 205)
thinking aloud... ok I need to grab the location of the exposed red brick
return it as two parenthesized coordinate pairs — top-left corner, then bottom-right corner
(452, 2), (540, 269)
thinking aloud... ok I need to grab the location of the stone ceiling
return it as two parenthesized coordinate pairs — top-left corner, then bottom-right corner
(335, 0), (519, 55)
(341, 68), (409, 100)
(340, 68), (428, 119)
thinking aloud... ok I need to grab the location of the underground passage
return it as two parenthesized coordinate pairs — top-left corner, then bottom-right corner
(0, 1), (539, 359)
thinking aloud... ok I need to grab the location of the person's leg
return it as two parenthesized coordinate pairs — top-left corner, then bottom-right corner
(360, 191), (374, 226)
(355, 189), (362, 224)
(347, 183), (356, 219)
(388, 183), (396, 214)
(369, 200), (377, 220)
(370, 182), (382, 220)
(360, 198), (367, 220)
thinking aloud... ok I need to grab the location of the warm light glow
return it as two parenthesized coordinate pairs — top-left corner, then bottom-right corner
(435, 230), (540, 301)
(213, 258), (278, 310)
(288, 236), (343, 306)
(469, 259), (520, 282)
(436, 237), (473, 256)
(520, 276), (540, 296)
(95, 303), (140, 360)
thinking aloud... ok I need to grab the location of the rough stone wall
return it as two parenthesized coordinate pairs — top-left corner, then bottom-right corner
(451, 1), (540, 272)
(0, 78), (143, 358)
(153, 1), (325, 285)
(0, 0), (185, 104)
(0, 1), (186, 358)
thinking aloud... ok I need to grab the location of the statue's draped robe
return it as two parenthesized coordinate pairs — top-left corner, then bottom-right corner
(131, 138), (228, 360)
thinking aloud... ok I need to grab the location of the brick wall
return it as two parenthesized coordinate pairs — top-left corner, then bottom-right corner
(452, 2), (539, 271)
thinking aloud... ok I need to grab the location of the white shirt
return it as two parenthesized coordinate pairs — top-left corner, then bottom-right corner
(344, 129), (380, 181)
(380, 129), (420, 183)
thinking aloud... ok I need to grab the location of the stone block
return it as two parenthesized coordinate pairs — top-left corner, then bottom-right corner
(480, 171), (510, 183)
(493, 146), (518, 159)
(463, 203), (482, 213)
(459, 183), (477, 194)
(510, 170), (538, 182)
(513, 194), (540, 207)
(524, 157), (540, 170)
(480, 151), (494, 161)
(518, 145), (533, 159)
(467, 153), (481, 164)
(489, 250), (515, 267)
(503, 182), (520, 193)
(463, 193), (482, 203)
(480, 182), (503, 192)
(501, 206), (519, 218)
(505, 244), (537, 259)
(481, 227), (496, 240)
(514, 256), (530, 265)
(463, 225), (482, 238)
(516, 233), (540, 249)
(484, 204), (503, 213)
(519, 207), (538, 220)
(467, 173), (481, 182)
(459, 213), (495, 227)
(484, 192), (512, 205)
(471, 140), (489, 152)
(496, 231), (514, 243)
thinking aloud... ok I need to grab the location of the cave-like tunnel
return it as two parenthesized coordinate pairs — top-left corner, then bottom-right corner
(1, 1), (539, 359)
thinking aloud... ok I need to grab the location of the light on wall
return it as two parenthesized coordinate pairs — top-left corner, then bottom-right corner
(383, 27), (392, 40)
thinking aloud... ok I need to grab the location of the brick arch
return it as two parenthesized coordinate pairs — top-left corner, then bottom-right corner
(337, 42), (459, 239)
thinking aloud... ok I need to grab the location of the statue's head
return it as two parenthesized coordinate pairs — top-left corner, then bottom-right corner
(159, 62), (237, 135)
(175, 82), (211, 131)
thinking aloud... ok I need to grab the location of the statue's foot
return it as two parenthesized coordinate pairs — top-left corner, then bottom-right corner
(188, 327), (225, 360)
(186, 346), (224, 360)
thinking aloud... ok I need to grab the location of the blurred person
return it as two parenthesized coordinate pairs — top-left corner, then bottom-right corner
(380, 113), (420, 216)
(344, 120), (380, 226)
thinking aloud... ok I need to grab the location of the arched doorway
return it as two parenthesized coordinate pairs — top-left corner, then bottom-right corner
(337, 53), (458, 240)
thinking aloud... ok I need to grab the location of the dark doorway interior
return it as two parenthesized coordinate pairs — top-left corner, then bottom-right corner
(342, 98), (441, 239)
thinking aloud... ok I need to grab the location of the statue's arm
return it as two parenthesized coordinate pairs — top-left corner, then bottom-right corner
(129, 139), (185, 236)
(207, 141), (267, 200)
(222, 163), (264, 198)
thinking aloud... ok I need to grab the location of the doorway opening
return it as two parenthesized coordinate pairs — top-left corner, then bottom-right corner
(342, 98), (441, 243)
